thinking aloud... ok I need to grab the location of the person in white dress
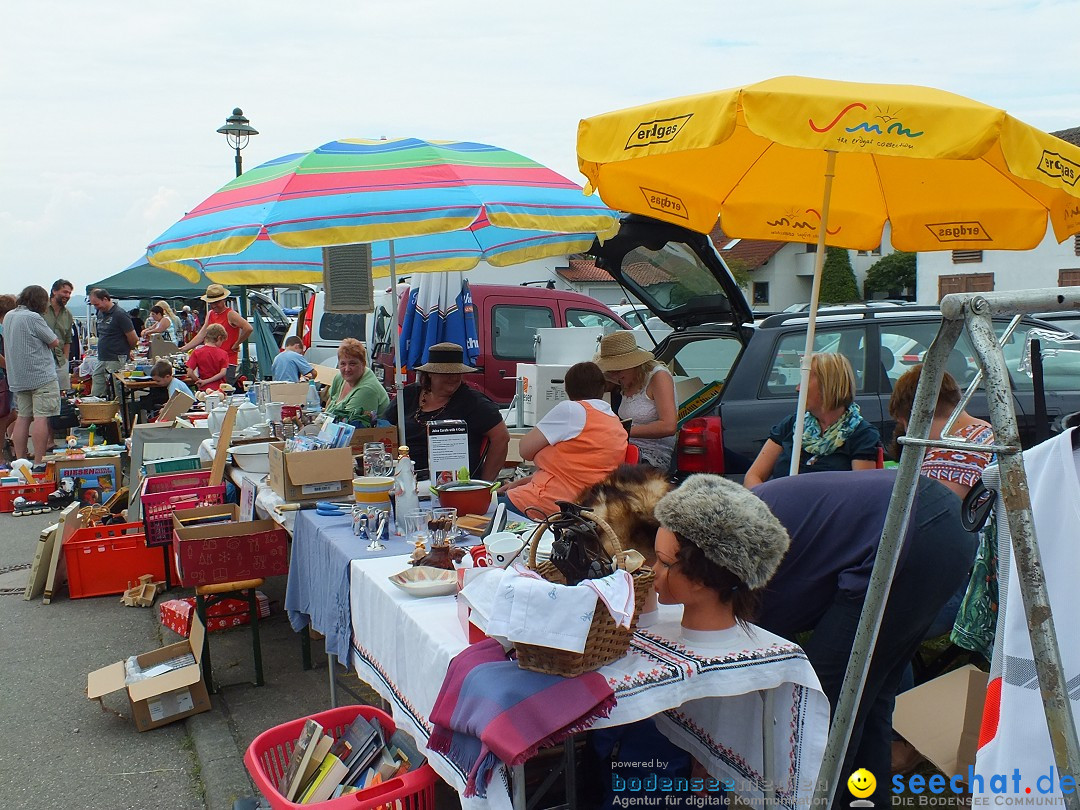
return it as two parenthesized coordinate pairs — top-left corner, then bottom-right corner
(594, 331), (677, 470)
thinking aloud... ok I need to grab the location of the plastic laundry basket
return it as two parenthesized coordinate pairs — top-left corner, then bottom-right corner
(244, 705), (437, 809)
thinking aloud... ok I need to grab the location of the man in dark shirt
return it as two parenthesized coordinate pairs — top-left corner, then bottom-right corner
(89, 288), (137, 398)
(752, 469), (976, 808)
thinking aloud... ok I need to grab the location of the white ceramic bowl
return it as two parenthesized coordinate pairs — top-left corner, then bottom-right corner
(229, 442), (271, 474)
(388, 566), (457, 598)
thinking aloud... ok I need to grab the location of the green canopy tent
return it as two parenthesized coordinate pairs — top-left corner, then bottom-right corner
(86, 258), (240, 300)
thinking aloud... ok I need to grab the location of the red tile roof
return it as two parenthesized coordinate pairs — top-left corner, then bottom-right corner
(708, 224), (786, 270)
(557, 258), (613, 282)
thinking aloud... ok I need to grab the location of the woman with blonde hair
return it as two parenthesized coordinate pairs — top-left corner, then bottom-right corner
(141, 299), (177, 341)
(744, 352), (881, 487)
(325, 338), (388, 426)
(594, 331), (677, 469)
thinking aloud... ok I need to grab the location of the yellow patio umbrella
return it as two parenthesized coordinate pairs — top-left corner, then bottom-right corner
(578, 75), (1080, 474)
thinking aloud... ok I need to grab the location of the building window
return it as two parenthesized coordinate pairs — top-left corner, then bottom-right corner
(805, 243), (817, 254)
(951, 250), (984, 264)
(938, 273), (994, 301)
(752, 282), (769, 305)
(857, 246), (883, 256)
(1074, 234), (1080, 256)
(1060, 269), (1080, 287)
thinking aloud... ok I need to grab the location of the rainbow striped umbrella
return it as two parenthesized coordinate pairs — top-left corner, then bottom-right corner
(147, 137), (617, 439)
(146, 138), (618, 277)
(189, 211), (601, 285)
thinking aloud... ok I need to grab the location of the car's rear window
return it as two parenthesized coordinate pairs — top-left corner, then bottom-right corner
(319, 313), (367, 342)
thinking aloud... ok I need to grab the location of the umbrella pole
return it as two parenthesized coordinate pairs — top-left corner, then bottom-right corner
(389, 239), (407, 447)
(788, 150), (837, 477)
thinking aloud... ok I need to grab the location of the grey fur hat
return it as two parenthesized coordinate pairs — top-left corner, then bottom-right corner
(654, 474), (790, 590)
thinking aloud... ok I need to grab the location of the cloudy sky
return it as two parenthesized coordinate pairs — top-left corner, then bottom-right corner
(2, 0), (1078, 301)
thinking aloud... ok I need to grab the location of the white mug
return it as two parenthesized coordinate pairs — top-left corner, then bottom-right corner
(265, 401), (284, 423)
(484, 532), (525, 568)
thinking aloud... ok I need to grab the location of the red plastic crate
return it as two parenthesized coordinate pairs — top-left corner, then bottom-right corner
(245, 705), (437, 810)
(141, 469), (226, 547)
(63, 521), (178, 599)
(0, 481), (53, 512)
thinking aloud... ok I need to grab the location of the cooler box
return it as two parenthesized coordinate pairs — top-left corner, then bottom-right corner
(516, 363), (570, 425)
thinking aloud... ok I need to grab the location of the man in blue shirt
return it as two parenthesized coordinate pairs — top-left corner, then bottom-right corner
(752, 469), (976, 809)
(271, 336), (315, 382)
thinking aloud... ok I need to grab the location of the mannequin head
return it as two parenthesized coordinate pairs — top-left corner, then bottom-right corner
(654, 474), (790, 631)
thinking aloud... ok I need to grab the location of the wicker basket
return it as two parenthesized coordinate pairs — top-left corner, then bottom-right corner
(514, 510), (654, 677)
(77, 400), (120, 422)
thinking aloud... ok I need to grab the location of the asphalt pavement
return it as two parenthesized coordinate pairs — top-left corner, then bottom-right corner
(0, 505), (378, 810)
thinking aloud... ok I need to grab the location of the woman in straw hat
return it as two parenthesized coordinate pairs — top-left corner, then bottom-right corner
(594, 331), (677, 469)
(179, 283), (253, 373)
(384, 342), (509, 482)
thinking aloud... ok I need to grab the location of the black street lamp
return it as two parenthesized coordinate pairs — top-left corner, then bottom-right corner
(216, 108), (259, 375)
(217, 107), (259, 178)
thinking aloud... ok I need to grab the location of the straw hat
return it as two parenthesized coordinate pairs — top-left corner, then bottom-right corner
(415, 343), (477, 374)
(593, 331), (654, 372)
(201, 283), (230, 303)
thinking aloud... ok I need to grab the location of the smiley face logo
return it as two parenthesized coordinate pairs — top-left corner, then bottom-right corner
(847, 768), (876, 798)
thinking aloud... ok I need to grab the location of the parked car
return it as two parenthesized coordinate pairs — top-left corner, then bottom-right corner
(610, 303), (653, 329)
(295, 289), (395, 367)
(298, 285), (629, 404)
(589, 215), (1080, 477)
(373, 284), (630, 404)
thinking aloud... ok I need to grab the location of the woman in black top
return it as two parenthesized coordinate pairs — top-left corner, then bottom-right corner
(385, 343), (509, 481)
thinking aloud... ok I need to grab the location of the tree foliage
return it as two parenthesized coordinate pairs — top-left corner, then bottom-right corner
(818, 247), (859, 303)
(863, 251), (916, 298)
(724, 258), (753, 290)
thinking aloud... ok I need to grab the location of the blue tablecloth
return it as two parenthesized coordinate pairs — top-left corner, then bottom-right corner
(284, 507), (480, 660)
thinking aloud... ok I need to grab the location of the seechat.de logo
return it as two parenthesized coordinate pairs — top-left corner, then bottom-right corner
(926, 221), (992, 243)
(625, 115), (693, 149)
(848, 768), (877, 807)
(640, 187), (689, 220)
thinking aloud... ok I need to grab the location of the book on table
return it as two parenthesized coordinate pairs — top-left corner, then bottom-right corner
(278, 718), (324, 801)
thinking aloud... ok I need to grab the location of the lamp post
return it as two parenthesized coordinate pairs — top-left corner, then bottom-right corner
(216, 108), (259, 375)
(217, 107), (258, 179)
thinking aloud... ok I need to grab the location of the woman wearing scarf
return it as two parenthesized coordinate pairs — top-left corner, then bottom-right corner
(743, 352), (880, 487)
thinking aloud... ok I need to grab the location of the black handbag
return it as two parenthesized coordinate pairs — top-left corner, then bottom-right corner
(546, 501), (614, 585)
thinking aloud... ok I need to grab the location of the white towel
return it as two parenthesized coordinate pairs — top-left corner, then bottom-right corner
(505, 575), (598, 653)
(582, 570), (635, 629)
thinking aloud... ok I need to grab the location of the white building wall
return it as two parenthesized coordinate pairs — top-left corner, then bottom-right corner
(916, 233), (1079, 303)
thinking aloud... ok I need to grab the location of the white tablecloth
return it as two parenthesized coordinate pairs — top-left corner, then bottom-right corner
(348, 556), (829, 810)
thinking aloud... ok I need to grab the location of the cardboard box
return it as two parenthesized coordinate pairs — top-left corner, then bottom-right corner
(427, 420), (470, 486)
(172, 504), (290, 586)
(267, 442), (354, 502)
(893, 664), (988, 782)
(258, 381), (309, 407)
(348, 426), (398, 455)
(87, 614), (211, 732)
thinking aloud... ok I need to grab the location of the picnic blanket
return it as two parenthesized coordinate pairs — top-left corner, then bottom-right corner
(427, 638), (616, 797)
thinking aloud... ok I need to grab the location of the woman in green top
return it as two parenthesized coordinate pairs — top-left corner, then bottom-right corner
(325, 338), (389, 427)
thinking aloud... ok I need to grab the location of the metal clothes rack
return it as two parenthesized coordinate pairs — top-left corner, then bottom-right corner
(816, 287), (1080, 809)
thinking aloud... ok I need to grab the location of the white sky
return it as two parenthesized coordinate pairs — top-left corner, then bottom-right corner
(2, 0), (1078, 299)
